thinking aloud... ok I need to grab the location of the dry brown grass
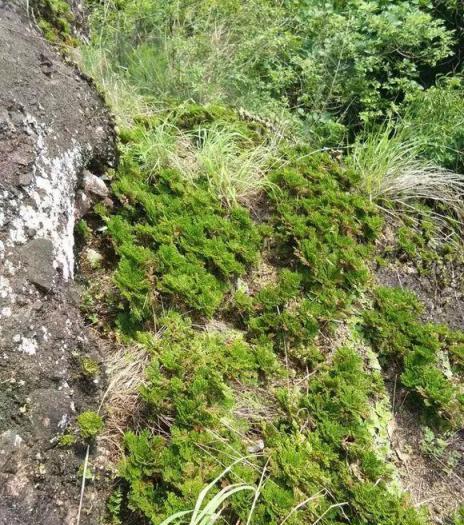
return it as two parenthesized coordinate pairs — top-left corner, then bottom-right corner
(98, 340), (152, 458)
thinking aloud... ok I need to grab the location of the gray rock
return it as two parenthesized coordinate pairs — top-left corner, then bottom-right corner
(75, 189), (92, 219)
(21, 238), (56, 292)
(0, 1), (115, 523)
(0, 431), (23, 469)
(29, 389), (71, 441)
(83, 169), (109, 198)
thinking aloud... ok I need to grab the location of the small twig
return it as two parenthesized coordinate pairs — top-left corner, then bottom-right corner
(280, 490), (326, 525)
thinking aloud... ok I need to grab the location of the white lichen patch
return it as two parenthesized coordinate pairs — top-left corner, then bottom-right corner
(40, 326), (49, 342)
(1, 306), (12, 318)
(17, 336), (38, 355)
(0, 275), (12, 299)
(5, 114), (90, 280)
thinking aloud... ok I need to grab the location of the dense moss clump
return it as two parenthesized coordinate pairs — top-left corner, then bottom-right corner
(236, 151), (382, 353)
(77, 410), (104, 440)
(105, 119), (262, 325)
(362, 287), (464, 428)
(31, 0), (76, 44)
(117, 314), (426, 525)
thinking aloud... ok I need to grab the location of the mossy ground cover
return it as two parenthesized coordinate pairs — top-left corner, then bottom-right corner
(362, 287), (464, 428)
(31, 0), (76, 45)
(76, 0), (464, 523)
(75, 105), (464, 525)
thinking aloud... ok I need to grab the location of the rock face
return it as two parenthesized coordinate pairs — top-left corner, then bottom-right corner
(0, 2), (115, 524)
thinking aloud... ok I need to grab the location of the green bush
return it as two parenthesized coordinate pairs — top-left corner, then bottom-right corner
(83, 0), (456, 143)
(401, 77), (464, 170)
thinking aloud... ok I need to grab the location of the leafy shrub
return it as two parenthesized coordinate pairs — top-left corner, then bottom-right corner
(401, 77), (464, 170)
(83, 0), (456, 142)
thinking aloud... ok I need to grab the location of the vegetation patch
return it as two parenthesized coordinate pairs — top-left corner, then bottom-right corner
(116, 314), (425, 525)
(31, 0), (76, 45)
(76, 0), (464, 523)
(362, 286), (464, 428)
(77, 410), (104, 440)
(104, 113), (263, 325)
(235, 151), (381, 354)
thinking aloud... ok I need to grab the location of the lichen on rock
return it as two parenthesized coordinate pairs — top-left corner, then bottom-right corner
(0, 1), (115, 523)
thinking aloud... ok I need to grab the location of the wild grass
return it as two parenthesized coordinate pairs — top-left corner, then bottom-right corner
(190, 124), (280, 206)
(125, 120), (281, 207)
(348, 124), (464, 222)
(79, 46), (154, 126)
(159, 459), (258, 525)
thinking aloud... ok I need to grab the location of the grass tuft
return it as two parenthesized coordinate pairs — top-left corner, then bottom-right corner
(348, 124), (464, 221)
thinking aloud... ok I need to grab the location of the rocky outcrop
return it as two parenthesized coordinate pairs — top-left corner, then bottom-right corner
(0, 2), (115, 523)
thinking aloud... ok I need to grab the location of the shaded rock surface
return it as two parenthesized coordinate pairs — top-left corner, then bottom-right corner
(0, 1), (115, 523)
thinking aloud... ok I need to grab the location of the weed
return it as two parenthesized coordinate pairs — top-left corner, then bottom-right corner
(401, 77), (464, 171)
(58, 433), (77, 447)
(420, 426), (449, 458)
(77, 411), (104, 440)
(76, 219), (92, 242)
(159, 459), (257, 525)
(107, 487), (123, 525)
(453, 506), (464, 525)
(190, 124), (279, 207)
(420, 427), (460, 474)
